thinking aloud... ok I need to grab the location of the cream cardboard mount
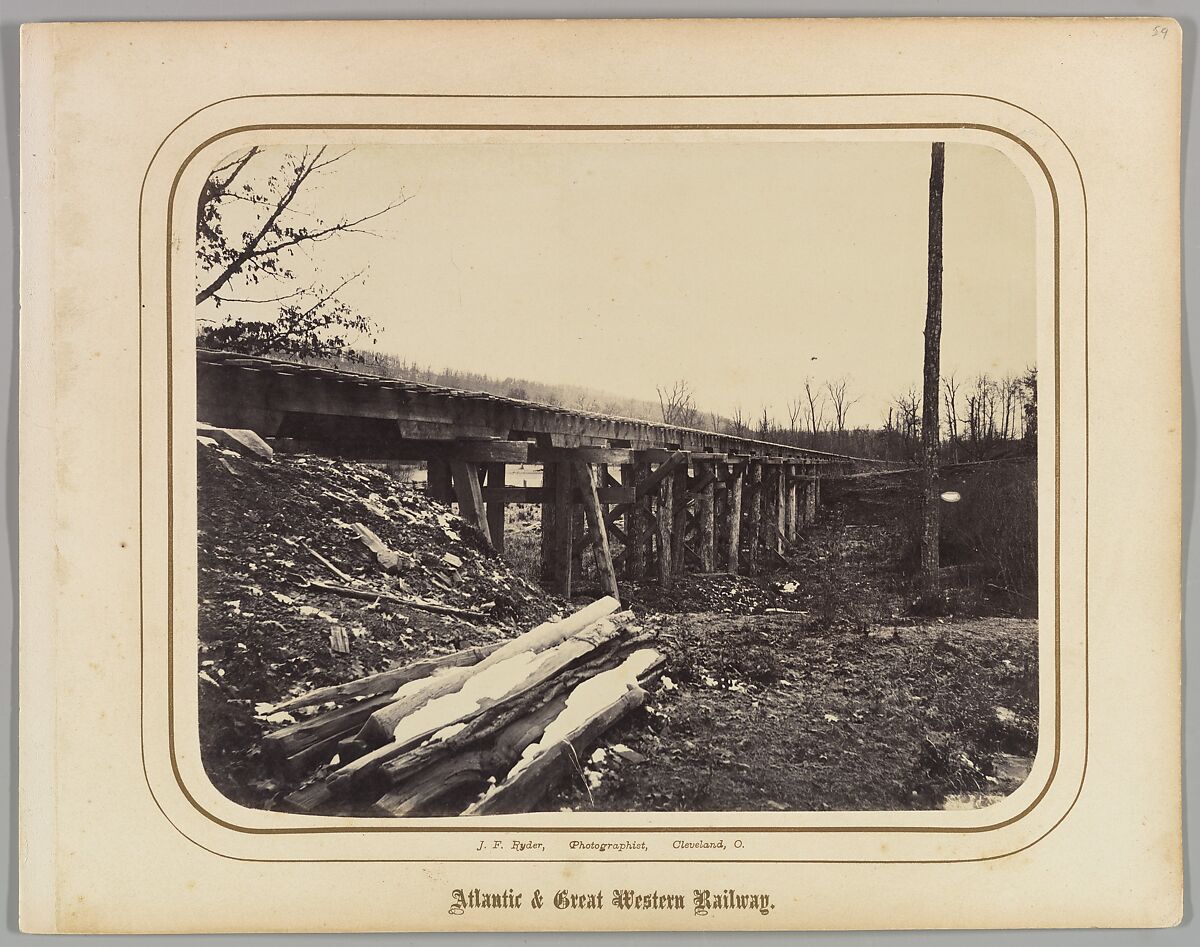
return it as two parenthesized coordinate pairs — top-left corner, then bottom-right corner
(18, 17), (1182, 933)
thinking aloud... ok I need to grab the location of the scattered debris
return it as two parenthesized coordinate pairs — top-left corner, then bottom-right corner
(290, 574), (492, 622)
(350, 523), (413, 574)
(197, 443), (556, 807)
(304, 542), (355, 583)
(611, 744), (647, 765)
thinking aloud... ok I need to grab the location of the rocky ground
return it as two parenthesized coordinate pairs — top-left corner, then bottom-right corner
(197, 440), (1038, 814)
(196, 441), (556, 807)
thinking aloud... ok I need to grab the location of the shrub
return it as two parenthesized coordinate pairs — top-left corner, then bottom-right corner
(940, 462), (1037, 609)
(895, 461), (1037, 615)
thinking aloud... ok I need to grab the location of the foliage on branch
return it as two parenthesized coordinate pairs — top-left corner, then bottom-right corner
(194, 145), (408, 360)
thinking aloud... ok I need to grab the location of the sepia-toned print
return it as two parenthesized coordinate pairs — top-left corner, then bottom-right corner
(194, 139), (1039, 819)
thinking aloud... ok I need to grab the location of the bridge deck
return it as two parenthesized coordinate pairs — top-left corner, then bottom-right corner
(196, 349), (878, 465)
(196, 348), (879, 598)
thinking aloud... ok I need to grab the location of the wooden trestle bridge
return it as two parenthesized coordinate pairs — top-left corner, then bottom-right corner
(197, 349), (886, 599)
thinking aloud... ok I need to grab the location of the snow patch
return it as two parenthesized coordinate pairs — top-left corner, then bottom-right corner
(499, 649), (660, 784)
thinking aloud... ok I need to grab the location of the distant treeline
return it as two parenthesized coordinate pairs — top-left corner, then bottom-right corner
(287, 350), (1036, 464)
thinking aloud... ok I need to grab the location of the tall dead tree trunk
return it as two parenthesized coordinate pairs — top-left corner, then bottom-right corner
(920, 141), (946, 598)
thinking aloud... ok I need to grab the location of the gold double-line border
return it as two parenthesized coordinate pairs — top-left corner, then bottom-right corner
(140, 93), (1087, 863)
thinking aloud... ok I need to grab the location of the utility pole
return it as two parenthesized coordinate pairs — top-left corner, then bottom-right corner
(920, 141), (946, 599)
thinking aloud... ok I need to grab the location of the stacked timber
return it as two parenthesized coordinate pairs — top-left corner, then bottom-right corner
(263, 597), (663, 816)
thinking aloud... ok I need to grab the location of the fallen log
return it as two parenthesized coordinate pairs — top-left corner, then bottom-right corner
(353, 596), (621, 748)
(281, 779), (336, 815)
(368, 691), (571, 817)
(262, 597), (667, 817)
(464, 648), (663, 815)
(291, 576), (490, 621)
(263, 693), (396, 769)
(370, 629), (659, 790)
(328, 616), (626, 790)
(268, 641), (504, 713)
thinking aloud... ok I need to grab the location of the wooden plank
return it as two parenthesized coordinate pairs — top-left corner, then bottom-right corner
(775, 464), (787, 552)
(571, 500), (585, 583)
(450, 461), (492, 546)
(758, 464), (772, 555)
(671, 466), (689, 575)
(744, 462), (762, 572)
(726, 465), (744, 573)
(656, 467), (674, 589)
(540, 463), (558, 581)
(696, 460), (715, 572)
(485, 463), (507, 554)
(349, 599), (621, 754)
(529, 445), (636, 466)
(287, 434), (530, 463)
(762, 465), (781, 555)
(437, 439), (529, 463)
(784, 465), (798, 541)
(623, 462), (648, 580)
(554, 462), (574, 597)
(637, 451), (688, 499)
(713, 482), (725, 567)
(605, 519), (629, 546)
(804, 462), (817, 524)
(689, 468), (718, 495)
(574, 462), (620, 600)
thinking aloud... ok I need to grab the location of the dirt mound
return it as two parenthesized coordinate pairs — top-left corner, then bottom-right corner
(196, 442), (556, 807)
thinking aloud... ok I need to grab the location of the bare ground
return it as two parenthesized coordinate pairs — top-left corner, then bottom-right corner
(197, 445), (1038, 814)
(548, 611), (1037, 812)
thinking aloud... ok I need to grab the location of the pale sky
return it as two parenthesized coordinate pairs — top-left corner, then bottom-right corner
(197, 140), (1036, 427)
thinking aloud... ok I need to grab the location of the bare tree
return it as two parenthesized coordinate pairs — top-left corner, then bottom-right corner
(1021, 367), (1037, 446)
(728, 405), (748, 437)
(893, 387), (921, 447)
(999, 374), (1023, 440)
(962, 373), (1002, 454)
(920, 141), (946, 597)
(942, 373), (961, 462)
(757, 407), (772, 438)
(786, 396), (804, 435)
(195, 146), (410, 359)
(825, 377), (861, 437)
(657, 379), (698, 427)
(803, 378), (826, 446)
(574, 392), (600, 413)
